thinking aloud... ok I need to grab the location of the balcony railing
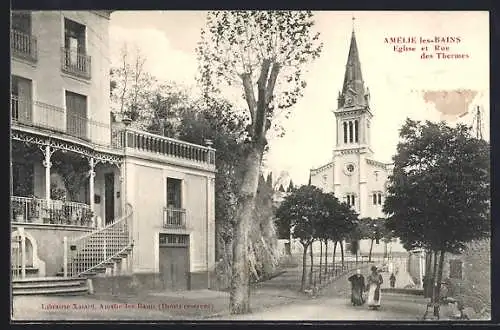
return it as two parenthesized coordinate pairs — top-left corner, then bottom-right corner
(163, 207), (186, 229)
(11, 95), (111, 146)
(61, 47), (91, 79)
(113, 128), (216, 167)
(11, 196), (94, 227)
(11, 29), (37, 62)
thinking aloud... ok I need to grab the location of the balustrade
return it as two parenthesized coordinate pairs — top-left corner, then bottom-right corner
(11, 196), (94, 227)
(11, 29), (37, 62)
(61, 47), (91, 79)
(163, 207), (186, 229)
(113, 128), (215, 166)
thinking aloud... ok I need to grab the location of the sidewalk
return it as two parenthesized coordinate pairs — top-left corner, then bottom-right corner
(11, 260), (380, 321)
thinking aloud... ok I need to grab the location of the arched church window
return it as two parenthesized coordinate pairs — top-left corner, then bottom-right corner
(343, 122), (348, 143)
(354, 120), (359, 143)
(348, 121), (353, 143)
(373, 193), (377, 205)
(378, 193), (382, 205)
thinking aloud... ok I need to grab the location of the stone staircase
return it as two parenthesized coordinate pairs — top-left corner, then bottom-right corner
(12, 205), (134, 296)
(64, 204), (134, 278)
(12, 277), (89, 296)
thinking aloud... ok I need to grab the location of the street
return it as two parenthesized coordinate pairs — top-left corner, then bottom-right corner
(220, 293), (427, 321)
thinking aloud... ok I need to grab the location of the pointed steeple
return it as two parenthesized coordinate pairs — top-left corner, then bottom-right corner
(338, 19), (370, 109)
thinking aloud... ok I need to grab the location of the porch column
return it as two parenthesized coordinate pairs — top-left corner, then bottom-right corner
(19, 227), (26, 279)
(42, 145), (53, 202)
(88, 158), (96, 214)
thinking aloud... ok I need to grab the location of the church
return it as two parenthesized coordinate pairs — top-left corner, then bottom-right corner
(309, 25), (406, 256)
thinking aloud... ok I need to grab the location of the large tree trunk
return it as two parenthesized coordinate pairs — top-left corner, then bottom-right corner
(340, 241), (345, 269)
(300, 243), (308, 292)
(319, 241), (323, 283)
(332, 241), (337, 272)
(309, 242), (314, 286)
(431, 250), (439, 303)
(431, 250), (446, 318)
(324, 240), (328, 275)
(369, 239), (374, 262)
(230, 147), (263, 315)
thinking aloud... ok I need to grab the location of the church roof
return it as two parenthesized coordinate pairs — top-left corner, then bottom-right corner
(339, 27), (370, 109)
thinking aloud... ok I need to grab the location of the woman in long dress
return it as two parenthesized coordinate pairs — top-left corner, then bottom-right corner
(348, 269), (365, 306)
(366, 266), (383, 310)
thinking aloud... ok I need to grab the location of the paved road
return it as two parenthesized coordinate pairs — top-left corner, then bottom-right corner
(221, 293), (427, 321)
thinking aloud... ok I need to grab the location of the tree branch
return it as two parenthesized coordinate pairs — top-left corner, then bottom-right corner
(254, 58), (271, 142)
(265, 62), (281, 105)
(240, 72), (257, 124)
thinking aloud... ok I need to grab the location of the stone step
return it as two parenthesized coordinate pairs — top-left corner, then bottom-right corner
(13, 286), (88, 296)
(13, 279), (84, 289)
(12, 277), (89, 296)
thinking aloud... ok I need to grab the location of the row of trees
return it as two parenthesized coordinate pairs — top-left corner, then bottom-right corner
(275, 185), (392, 291)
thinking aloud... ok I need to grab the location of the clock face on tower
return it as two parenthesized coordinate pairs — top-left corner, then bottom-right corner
(344, 163), (355, 175)
(345, 95), (353, 106)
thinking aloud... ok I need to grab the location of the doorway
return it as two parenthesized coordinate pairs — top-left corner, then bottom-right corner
(159, 234), (190, 291)
(104, 173), (115, 225)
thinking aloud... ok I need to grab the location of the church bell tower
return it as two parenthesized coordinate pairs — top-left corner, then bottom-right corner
(334, 22), (373, 155)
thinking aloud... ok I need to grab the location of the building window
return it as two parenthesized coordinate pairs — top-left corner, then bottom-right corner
(12, 11), (32, 34)
(64, 18), (86, 55)
(346, 194), (355, 207)
(449, 259), (463, 280)
(378, 193), (382, 205)
(343, 122), (348, 143)
(65, 91), (88, 139)
(167, 178), (182, 209)
(11, 75), (32, 124)
(159, 234), (189, 247)
(373, 193), (377, 205)
(62, 18), (91, 78)
(354, 120), (359, 143)
(348, 121), (353, 143)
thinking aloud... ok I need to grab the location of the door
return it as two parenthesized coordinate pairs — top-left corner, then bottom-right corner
(11, 76), (32, 124)
(159, 234), (190, 291)
(104, 173), (115, 225)
(65, 91), (87, 139)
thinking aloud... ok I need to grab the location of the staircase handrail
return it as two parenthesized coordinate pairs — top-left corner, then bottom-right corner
(65, 203), (133, 277)
(69, 203), (133, 244)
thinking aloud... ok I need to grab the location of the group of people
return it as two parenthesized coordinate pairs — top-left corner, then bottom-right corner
(348, 266), (397, 310)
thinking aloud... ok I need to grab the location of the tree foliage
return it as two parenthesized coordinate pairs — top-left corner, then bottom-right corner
(384, 119), (490, 253)
(275, 186), (358, 291)
(383, 119), (490, 313)
(196, 11), (322, 313)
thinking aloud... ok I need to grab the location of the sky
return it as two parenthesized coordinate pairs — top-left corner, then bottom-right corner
(109, 11), (489, 185)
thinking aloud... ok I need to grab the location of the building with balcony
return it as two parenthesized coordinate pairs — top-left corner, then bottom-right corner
(10, 10), (216, 294)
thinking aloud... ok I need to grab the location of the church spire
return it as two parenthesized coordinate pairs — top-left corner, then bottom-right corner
(338, 18), (369, 109)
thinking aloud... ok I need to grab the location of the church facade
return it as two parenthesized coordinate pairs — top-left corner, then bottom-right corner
(310, 28), (406, 256)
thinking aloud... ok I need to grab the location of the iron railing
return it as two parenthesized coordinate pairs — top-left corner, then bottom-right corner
(11, 196), (94, 227)
(61, 47), (91, 79)
(66, 203), (133, 277)
(113, 128), (216, 166)
(11, 95), (111, 146)
(163, 207), (186, 229)
(11, 29), (37, 62)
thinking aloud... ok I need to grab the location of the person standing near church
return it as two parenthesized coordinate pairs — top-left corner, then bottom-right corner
(390, 273), (396, 288)
(348, 269), (366, 306)
(366, 266), (383, 310)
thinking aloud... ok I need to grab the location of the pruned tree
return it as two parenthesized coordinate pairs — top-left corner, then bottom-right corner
(357, 217), (388, 262)
(276, 185), (325, 292)
(384, 119), (490, 318)
(197, 11), (322, 314)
